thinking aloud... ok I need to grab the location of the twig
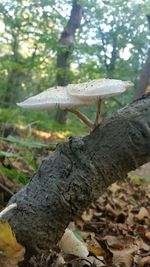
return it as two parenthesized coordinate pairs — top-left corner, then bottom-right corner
(0, 203), (17, 218)
(0, 182), (13, 197)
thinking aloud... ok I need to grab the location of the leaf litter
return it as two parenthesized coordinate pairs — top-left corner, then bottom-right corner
(0, 134), (150, 267)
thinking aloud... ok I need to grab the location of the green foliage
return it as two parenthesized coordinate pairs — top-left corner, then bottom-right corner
(0, 165), (28, 185)
(1, 136), (49, 149)
(0, 0), (149, 109)
(0, 0), (149, 199)
(0, 151), (18, 158)
(0, 107), (88, 137)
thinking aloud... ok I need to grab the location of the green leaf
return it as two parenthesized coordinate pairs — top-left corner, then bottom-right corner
(73, 229), (84, 242)
(0, 165), (28, 185)
(1, 136), (48, 149)
(0, 151), (18, 158)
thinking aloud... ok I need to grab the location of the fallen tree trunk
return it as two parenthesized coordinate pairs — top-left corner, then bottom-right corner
(2, 95), (150, 256)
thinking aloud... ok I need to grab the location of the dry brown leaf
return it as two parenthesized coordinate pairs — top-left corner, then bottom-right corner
(108, 183), (121, 193)
(5, 158), (34, 174)
(139, 256), (150, 267)
(54, 255), (65, 267)
(105, 203), (119, 217)
(0, 172), (12, 189)
(111, 248), (135, 267)
(105, 235), (124, 250)
(126, 212), (134, 226)
(81, 209), (94, 222)
(79, 231), (95, 240)
(145, 231), (150, 240)
(77, 256), (106, 267)
(86, 236), (105, 256)
(0, 249), (25, 267)
(136, 238), (150, 252)
(135, 207), (149, 221)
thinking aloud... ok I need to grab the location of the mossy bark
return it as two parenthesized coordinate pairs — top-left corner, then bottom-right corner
(2, 96), (150, 255)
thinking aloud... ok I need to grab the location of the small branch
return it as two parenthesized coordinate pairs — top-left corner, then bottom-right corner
(94, 97), (102, 127)
(2, 95), (150, 254)
(0, 182), (14, 198)
(66, 108), (94, 129)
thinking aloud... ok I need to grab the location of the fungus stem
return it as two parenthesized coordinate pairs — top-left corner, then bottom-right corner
(66, 108), (94, 129)
(94, 97), (102, 127)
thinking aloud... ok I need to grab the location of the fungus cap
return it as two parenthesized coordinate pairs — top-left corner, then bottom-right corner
(17, 86), (90, 110)
(67, 79), (133, 100)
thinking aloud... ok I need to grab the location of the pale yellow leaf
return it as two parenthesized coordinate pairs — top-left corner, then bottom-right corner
(0, 220), (25, 267)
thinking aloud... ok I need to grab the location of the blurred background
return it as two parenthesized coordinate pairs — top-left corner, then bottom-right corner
(0, 0), (150, 192)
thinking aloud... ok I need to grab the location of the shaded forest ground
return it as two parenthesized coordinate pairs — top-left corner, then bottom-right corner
(0, 121), (150, 267)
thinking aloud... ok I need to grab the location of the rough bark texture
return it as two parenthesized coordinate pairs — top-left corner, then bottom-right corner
(2, 95), (150, 256)
(56, 0), (83, 123)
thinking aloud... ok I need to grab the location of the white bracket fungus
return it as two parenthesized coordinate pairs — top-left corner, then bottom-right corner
(67, 79), (133, 99)
(17, 79), (133, 129)
(17, 86), (90, 110)
(67, 79), (133, 127)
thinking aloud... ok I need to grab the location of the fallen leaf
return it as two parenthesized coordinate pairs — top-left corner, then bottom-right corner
(111, 248), (135, 267)
(54, 255), (65, 267)
(78, 256), (106, 267)
(145, 231), (150, 240)
(108, 183), (121, 193)
(81, 209), (94, 222)
(105, 204), (119, 217)
(136, 238), (150, 252)
(86, 236), (105, 256)
(0, 220), (25, 267)
(139, 256), (150, 267)
(135, 207), (149, 221)
(59, 228), (89, 257)
(105, 235), (124, 249)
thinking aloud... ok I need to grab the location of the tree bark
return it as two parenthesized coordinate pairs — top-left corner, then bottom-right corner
(2, 95), (150, 257)
(55, 0), (83, 123)
(135, 15), (150, 98)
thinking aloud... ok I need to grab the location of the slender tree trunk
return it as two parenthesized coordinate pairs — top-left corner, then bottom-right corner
(55, 0), (83, 123)
(2, 95), (150, 259)
(135, 15), (150, 98)
(135, 47), (150, 98)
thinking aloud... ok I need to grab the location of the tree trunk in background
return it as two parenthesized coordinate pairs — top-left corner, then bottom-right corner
(2, 95), (150, 259)
(106, 33), (117, 78)
(97, 29), (118, 79)
(55, 0), (83, 123)
(135, 15), (150, 99)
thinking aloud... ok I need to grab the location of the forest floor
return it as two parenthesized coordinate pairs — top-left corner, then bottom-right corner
(0, 125), (150, 267)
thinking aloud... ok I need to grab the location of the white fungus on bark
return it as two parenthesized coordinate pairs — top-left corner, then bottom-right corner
(17, 86), (90, 110)
(67, 79), (133, 100)
(17, 79), (133, 129)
